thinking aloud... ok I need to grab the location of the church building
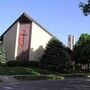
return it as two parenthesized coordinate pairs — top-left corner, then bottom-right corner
(0, 13), (68, 62)
(0, 13), (55, 61)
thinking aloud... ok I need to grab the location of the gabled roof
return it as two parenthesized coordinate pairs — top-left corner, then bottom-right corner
(0, 12), (69, 49)
(1, 13), (55, 39)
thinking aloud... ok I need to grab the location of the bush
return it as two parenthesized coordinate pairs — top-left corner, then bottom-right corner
(28, 61), (40, 68)
(6, 60), (40, 67)
(7, 61), (27, 67)
(0, 46), (6, 64)
(40, 38), (72, 73)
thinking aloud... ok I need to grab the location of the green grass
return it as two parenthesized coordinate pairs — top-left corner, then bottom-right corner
(0, 66), (58, 75)
(0, 66), (90, 81)
(60, 73), (87, 79)
(13, 75), (64, 81)
(0, 66), (41, 75)
(13, 75), (48, 81)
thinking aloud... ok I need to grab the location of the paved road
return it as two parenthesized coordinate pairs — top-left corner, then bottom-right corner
(0, 78), (90, 90)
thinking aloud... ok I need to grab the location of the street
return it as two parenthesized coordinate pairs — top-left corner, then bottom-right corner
(0, 78), (90, 90)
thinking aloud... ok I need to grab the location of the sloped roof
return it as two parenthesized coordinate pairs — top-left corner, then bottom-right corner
(1, 13), (55, 38)
(0, 12), (68, 49)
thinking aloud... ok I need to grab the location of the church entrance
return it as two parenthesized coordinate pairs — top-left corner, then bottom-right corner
(17, 23), (31, 61)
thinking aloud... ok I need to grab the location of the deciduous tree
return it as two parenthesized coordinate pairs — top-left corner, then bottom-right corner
(79, 0), (90, 16)
(74, 34), (90, 70)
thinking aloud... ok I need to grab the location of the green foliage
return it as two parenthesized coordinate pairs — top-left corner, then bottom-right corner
(6, 61), (28, 67)
(40, 38), (72, 72)
(0, 66), (41, 75)
(0, 46), (6, 64)
(74, 33), (90, 70)
(79, 0), (90, 16)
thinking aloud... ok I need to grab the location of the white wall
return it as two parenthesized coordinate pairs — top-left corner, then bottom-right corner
(3, 23), (18, 61)
(14, 22), (20, 60)
(29, 22), (52, 61)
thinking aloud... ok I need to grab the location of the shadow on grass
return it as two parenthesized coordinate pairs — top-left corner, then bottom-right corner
(0, 66), (40, 75)
(13, 75), (64, 81)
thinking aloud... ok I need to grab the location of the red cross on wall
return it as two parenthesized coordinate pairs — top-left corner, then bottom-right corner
(18, 29), (27, 47)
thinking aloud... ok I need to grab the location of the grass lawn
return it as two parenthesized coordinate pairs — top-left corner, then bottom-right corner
(0, 66), (41, 75)
(13, 75), (64, 81)
(0, 66), (58, 75)
(60, 73), (88, 79)
(0, 66), (61, 75)
(0, 66), (89, 81)
(0, 66), (64, 80)
(13, 75), (49, 81)
(13, 73), (89, 81)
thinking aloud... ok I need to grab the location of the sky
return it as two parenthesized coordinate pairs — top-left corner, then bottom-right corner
(0, 0), (90, 45)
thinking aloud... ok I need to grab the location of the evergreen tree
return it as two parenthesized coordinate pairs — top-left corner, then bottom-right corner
(40, 38), (72, 72)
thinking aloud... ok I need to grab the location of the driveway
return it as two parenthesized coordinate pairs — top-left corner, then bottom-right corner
(0, 78), (90, 90)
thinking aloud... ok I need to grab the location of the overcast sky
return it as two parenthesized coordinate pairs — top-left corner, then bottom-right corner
(0, 0), (90, 45)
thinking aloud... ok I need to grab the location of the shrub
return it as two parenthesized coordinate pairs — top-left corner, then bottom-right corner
(7, 61), (25, 67)
(40, 38), (72, 73)
(6, 60), (40, 67)
(0, 46), (6, 64)
(28, 61), (40, 68)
